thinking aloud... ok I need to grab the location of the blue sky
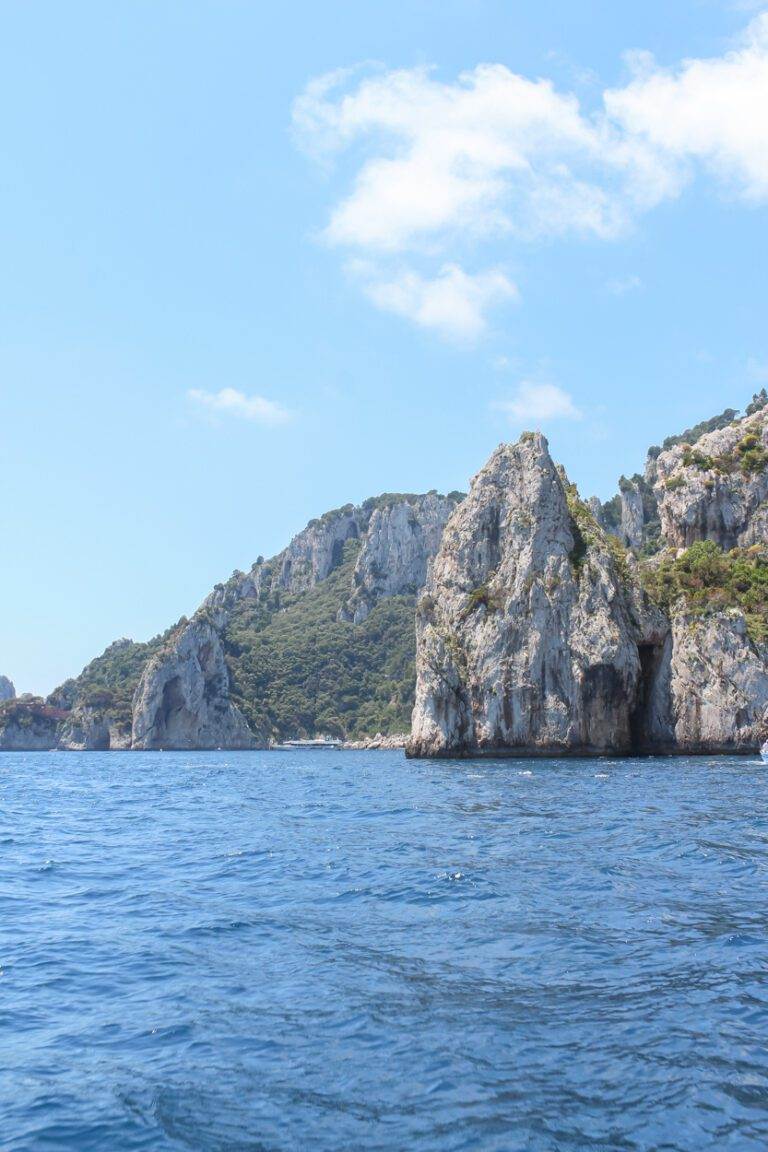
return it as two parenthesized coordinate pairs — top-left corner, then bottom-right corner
(2, 0), (767, 694)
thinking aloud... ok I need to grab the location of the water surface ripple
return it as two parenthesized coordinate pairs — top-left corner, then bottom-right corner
(2, 751), (768, 1150)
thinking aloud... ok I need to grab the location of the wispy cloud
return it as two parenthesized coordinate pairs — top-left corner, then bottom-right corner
(607, 273), (642, 295)
(188, 388), (292, 425)
(354, 262), (517, 341)
(294, 12), (768, 339)
(492, 382), (582, 424)
(295, 64), (663, 253)
(605, 16), (768, 202)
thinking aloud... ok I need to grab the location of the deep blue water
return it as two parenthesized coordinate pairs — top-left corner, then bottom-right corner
(2, 751), (768, 1151)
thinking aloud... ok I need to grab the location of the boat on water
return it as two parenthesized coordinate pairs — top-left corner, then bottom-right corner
(271, 737), (342, 751)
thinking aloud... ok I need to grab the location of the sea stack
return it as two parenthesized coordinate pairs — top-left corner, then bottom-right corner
(407, 433), (669, 757)
(408, 409), (768, 757)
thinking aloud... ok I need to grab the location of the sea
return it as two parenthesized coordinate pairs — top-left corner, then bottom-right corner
(2, 749), (767, 1151)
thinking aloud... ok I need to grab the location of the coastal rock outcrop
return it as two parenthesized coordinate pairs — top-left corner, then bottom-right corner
(8, 398), (768, 756)
(342, 732), (408, 750)
(130, 491), (461, 748)
(0, 698), (61, 751)
(340, 493), (458, 623)
(408, 411), (768, 758)
(653, 407), (768, 550)
(668, 610), (768, 751)
(57, 706), (120, 752)
(407, 435), (669, 758)
(131, 617), (258, 750)
(0, 676), (15, 702)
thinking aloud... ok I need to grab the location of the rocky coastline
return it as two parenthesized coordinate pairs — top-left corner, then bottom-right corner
(4, 396), (768, 756)
(408, 401), (768, 758)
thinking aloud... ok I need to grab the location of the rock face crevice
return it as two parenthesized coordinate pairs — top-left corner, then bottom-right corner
(629, 638), (671, 752)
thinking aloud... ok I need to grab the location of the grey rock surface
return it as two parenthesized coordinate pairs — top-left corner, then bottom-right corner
(57, 706), (113, 751)
(408, 420), (768, 758)
(653, 408), (768, 549)
(0, 699), (59, 751)
(668, 609), (768, 751)
(407, 435), (662, 757)
(132, 492), (458, 749)
(340, 494), (458, 623)
(131, 618), (259, 750)
(620, 485), (645, 550)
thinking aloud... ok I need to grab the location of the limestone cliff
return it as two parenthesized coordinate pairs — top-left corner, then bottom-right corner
(619, 483), (645, 550)
(6, 490), (455, 751)
(408, 435), (669, 757)
(340, 493), (458, 623)
(57, 706), (114, 752)
(271, 506), (364, 596)
(409, 403), (768, 758)
(653, 407), (768, 550)
(47, 633), (182, 751)
(668, 610), (768, 752)
(203, 493), (460, 618)
(0, 698), (62, 751)
(7, 397), (768, 756)
(131, 616), (259, 750)
(129, 491), (460, 748)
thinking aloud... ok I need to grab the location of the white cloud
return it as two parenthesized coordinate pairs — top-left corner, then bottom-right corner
(492, 382), (582, 424)
(356, 262), (517, 340)
(607, 273), (642, 295)
(188, 388), (292, 425)
(605, 14), (768, 201)
(293, 13), (768, 339)
(295, 63), (664, 254)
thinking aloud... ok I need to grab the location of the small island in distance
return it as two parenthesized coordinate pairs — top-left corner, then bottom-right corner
(3, 390), (768, 756)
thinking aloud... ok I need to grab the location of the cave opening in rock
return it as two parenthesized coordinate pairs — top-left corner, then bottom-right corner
(159, 675), (190, 743)
(630, 643), (662, 753)
(330, 538), (346, 571)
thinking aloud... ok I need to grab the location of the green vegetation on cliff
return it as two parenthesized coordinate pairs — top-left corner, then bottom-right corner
(50, 624), (186, 730)
(224, 540), (416, 739)
(678, 430), (768, 477)
(648, 407), (739, 458)
(596, 473), (661, 556)
(0, 697), (64, 726)
(641, 541), (768, 642)
(563, 480), (630, 580)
